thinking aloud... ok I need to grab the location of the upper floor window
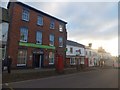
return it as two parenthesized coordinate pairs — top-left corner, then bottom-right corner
(50, 20), (55, 29)
(36, 31), (42, 44)
(59, 37), (63, 47)
(49, 34), (54, 46)
(20, 27), (28, 42)
(59, 24), (63, 32)
(37, 16), (43, 26)
(22, 9), (29, 21)
(70, 47), (73, 54)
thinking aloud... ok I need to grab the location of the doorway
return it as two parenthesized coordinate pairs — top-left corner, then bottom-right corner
(33, 54), (44, 68)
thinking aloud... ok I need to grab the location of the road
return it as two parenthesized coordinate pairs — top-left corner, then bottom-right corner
(3, 68), (119, 88)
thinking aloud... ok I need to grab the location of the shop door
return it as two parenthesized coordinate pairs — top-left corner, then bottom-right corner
(33, 54), (44, 68)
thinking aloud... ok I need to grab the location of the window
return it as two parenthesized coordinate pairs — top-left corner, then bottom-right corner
(20, 27), (28, 42)
(70, 47), (73, 53)
(17, 49), (27, 66)
(89, 51), (91, 56)
(49, 34), (54, 46)
(37, 16), (43, 26)
(80, 57), (84, 64)
(59, 37), (63, 47)
(36, 31), (42, 44)
(49, 52), (54, 64)
(70, 57), (76, 65)
(50, 20), (55, 29)
(22, 9), (29, 21)
(59, 24), (63, 32)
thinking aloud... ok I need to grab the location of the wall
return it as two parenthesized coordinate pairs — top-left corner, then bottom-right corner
(66, 45), (85, 56)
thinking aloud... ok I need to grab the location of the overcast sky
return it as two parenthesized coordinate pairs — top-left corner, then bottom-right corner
(1, 0), (119, 56)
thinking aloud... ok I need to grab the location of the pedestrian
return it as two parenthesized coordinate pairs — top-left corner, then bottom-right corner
(7, 56), (12, 74)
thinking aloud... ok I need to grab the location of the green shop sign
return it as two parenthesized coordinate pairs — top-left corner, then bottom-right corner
(19, 42), (55, 50)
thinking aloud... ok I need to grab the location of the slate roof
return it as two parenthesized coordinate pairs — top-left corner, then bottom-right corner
(66, 40), (85, 48)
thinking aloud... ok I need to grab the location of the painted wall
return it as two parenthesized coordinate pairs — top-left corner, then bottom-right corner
(66, 45), (85, 56)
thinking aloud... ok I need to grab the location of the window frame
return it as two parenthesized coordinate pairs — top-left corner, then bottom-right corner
(22, 8), (29, 22)
(50, 20), (55, 29)
(49, 34), (54, 46)
(59, 37), (63, 47)
(17, 49), (27, 66)
(49, 52), (54, 65)
(37, 15), (43, 26)
(36, 31), (42, 44)
(59, 24), (63, 32)
(70, 47), (73, 54)
(70, 57), (76, 65)
(20, 27), (28, 42)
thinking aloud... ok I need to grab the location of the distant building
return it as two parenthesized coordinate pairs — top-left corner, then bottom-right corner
(98, 47), (113, 66)
(66, 40), (85, 67)
(6, 1), (67, 68)
(0, 7), (9, 59)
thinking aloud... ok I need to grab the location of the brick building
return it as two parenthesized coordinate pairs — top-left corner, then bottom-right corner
(7, 1), (67, 68)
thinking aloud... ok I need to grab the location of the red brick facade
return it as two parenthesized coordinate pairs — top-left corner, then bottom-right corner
(7, 2), (67, 68)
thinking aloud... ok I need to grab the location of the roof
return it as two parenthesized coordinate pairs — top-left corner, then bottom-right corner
(7, 1), (67, 24)
(66, 40), (85, 48)
(0, 7), (9, 23)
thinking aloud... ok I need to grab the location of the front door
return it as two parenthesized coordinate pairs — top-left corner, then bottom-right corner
(33, 54), (44, 68)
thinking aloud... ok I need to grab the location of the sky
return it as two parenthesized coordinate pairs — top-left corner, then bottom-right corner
(1, 0), (119, 56)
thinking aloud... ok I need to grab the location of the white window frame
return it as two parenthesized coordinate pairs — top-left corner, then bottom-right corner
(22, 8), (29, 21)
(59, 37), (63, 47)
(36, 31), (42, 44)
(49, 52), (54, 65)
(20, 27), (28, 42)
(37, 15), (43, 26)
(50, 20), (55, 29)
(49, 34), (54, 46)
(17, 49), (27, 66)
(59, 24), (63, 32)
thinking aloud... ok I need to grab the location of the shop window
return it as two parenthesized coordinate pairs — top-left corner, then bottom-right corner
(49, 52), (54, 64)
(17, 49), (27, 66)
(70, 57), (76, 65)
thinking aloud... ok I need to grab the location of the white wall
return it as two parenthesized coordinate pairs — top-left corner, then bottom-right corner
(66, 45), (85, 56)
(1, 22), (9, 41)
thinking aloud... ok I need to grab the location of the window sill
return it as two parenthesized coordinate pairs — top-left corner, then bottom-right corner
(59, 46), (63, 48)
(37, 24), (43, 26)
(22, 19), (29, 22)
(20, 40), (27, 42)
(49, 63), (54, 65)
(36, 43), (42, 45)
(17, 64), (26, 66)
